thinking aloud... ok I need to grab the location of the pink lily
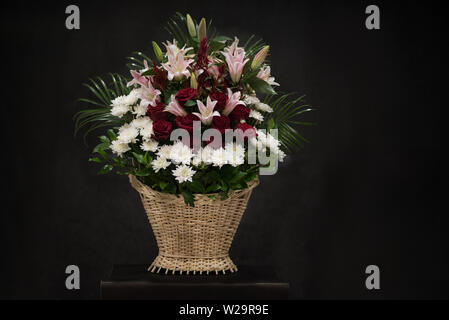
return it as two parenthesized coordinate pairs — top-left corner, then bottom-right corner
(127, 60), (150, 87)
(138, 78), (161, 107)
(162, 52), (194, 81)
(164, 39), (193, 60)
(193, 96), (220, 125)
(222, 88), (246, 116)
(222, 37), (249, 83)
(257, 66), (280, 86)
(165, 95), (188, 117)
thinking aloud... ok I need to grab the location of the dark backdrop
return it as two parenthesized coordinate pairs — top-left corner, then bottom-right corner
(1, 0), (446, 299)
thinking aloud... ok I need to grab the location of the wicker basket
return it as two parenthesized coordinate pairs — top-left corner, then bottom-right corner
(129, 174), (258, 274)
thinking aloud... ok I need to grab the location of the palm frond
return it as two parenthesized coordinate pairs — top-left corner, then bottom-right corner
(74, 74), (130, 142)
(264, 94), (316, 153)
(165, 12), (194, 48)
(126, 51), (153, 70)
(244, 35), (267, 60)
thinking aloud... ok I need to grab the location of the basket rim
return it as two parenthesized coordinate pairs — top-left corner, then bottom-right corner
(129, 174), (259, 203)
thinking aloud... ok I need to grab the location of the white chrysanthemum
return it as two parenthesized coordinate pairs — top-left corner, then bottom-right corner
(243, 95), (260, 105)
(200, 146), (214, 164)
(133, 103), (148, 117)
(172, 165), (196, 183)
(249, 109), (264, 122)
(255, 102), (273, 113)
(131, 116), (151, 129)
(225, 142), (245, 157)
(152, 156), (170, 173)
(111, 103), (131, 118)
(266, 133), (281, 153)
(211, 148), (228, 168)
(256, 130), (267, 145)
(140, 122), (154, 141)
(191, 154), (202, 167)
(157, 145), (172, 159)
(124, 89), (140, 106)
(117, 124), (139, 144)
(141, 139), (159, 152)
(225, 150), (244, 167)
(170, 141), (193, 165)
(225, 143), (245, 167)
(110, 140), (130, 157)
(277, 149), (286, 162)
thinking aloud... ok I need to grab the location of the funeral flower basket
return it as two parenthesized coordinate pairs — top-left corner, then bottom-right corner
(75, 13), (313, 274)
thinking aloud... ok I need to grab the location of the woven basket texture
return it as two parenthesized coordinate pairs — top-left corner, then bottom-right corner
(129, 174), (258, 274)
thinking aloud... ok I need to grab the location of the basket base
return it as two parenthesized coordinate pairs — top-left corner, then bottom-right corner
(148, 255), (238, 274)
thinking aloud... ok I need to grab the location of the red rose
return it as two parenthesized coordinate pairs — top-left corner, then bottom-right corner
(147, 101), (168, 121)
(209, 91), (228, 112)
(212, 115), (230, 134)
(176, 88), (198, 106)
(229, 105), (250, 122)
(152, 119), (172, 141)
(235, 122), (257, 139)
(175, 114), (199, 132)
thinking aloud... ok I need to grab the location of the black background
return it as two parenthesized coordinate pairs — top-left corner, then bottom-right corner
(1, 0), (446, 299)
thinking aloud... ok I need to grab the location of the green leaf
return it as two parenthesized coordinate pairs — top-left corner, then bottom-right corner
(93, 142), (110, 154)
(244, 172), (258, 182)
(88, 157), (102, 163)
(134, 168), (152, 177)
(98, 164), (113, 175)
(144, 152), (153, 166)
(107, 129), (117, 141)
(266, 118), (275, 131)
(230, 171), (247, 184)
(164, 89), (177, 104)
(213, 35), (232, 42)
(247, 76), (276, 95)
(159, 181), (169, 190)
(97, 149), (108, 160)
(220, 165), (238, 183)
(112, 157), (126, 167)
(132, 152), (146, 165)
(220, 180), (229, 192)
(187, 180), (204, 193)
(209, 40), (226, 52)
(230, 181), (247, 190)
(202, 170), (220, 184)
(184, 100), (197, 107)
(206, 183), (221, 193)
(181, 191), (195, 207)
(165, 183), (177, 194)
(99, 135), (110, 144)
(219, 191), (229, 200)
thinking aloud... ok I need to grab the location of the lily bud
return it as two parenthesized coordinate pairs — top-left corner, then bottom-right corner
(190, 72), (198, 89)
(197, 18), (206, 41)
(251, 45), (269, 70)
(152, 41), (164, 62)
(186, 14), (196, 38)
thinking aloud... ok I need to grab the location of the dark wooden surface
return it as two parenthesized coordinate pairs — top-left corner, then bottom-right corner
(100, 265), (289, 300)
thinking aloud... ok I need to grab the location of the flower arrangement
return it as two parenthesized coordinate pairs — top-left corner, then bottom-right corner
(75, 13), (314, 206)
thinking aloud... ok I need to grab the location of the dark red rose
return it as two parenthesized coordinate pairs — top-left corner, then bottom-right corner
(147, 101), (168, 121)
(212, 115), (230, 134)
(209, 91), (228, 112)
(176, 88), (198, 106)
(152, 119), (172, 141)
(175, 114), (199, 132)
(229, 105), (250, 122)
(235, 122), (257, 139)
